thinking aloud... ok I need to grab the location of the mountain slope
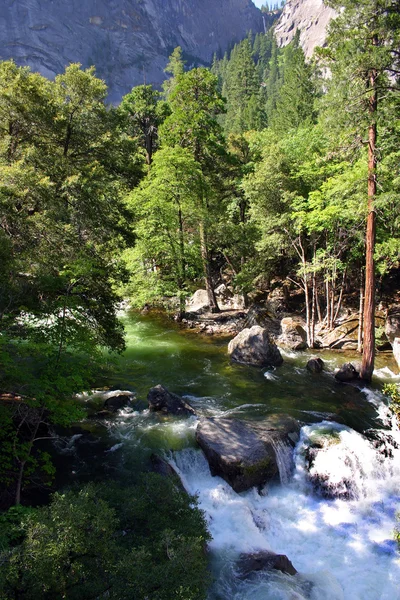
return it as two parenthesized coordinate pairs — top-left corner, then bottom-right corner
(0, 0), (263, 101)
(274, 0), (337, 57)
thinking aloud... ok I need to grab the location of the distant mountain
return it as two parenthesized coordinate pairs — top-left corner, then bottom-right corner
(0, 0), (263, 101)
(274, 0), (337, 57)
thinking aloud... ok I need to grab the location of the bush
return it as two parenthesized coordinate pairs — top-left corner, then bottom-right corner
(0, 475), (211, 600)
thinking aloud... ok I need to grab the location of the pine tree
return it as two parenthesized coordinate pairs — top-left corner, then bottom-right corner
(321, 0), (400, 380)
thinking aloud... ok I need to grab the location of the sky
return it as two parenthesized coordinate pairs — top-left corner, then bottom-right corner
(252, 0), (265, 6)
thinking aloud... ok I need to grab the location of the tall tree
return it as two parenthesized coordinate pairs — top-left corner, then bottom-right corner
(160, 68), (226, 312)
(120, 85), (169, 165)
(321, 0), (400, 380)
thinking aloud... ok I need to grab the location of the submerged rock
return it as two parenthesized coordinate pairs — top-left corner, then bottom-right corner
(335, 363), (359, 382)
(228, 326), (283, 367)
(196, 415), (299, 492)
(306, 358), (324, 373)
(147, 385), (196, 417)
(278, 317), (308, 350)
(237, 550), (297, 578)
(104, 391), (135, 412)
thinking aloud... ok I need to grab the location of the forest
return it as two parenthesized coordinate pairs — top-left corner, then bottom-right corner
(0, 0), (399, 597)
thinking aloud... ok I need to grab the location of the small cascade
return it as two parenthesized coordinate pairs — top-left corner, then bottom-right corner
(270, 438), (293, 485)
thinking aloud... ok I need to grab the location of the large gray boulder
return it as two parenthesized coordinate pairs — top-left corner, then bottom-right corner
(196, 416), (299, 492)
(228, 326), (283, 367)
(386, 307), (400, 343)
(147, 385), (196, 417)
(237, 551), (297, 578)
(278, 317), (308, 350)
(393, 338), (400, 371)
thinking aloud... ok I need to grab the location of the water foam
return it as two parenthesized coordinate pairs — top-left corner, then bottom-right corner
(170, 420), (400, 600)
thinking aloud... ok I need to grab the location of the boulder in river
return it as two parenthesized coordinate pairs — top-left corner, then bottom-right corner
(228, 326), (283, 367)
(237, 550), (298, 578)
(196, 415), (299, 492)
(147, 384), (196, 417)
(306, 358), (324, 373)
(104, 391), (135, 412)
(335, 363), (359, 382)
(385, 306), (400, 343)
(278, 317), (308, 350)
(393, 338), (400, 371)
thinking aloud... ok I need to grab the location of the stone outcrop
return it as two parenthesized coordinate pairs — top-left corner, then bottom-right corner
(278, 317), (308, 350)
(228, 326), (283, 367)
(274, 0), (337, 58)
(237, 550), (297, 578)
(385, 306), (400, 343)
(147, 384), (196, 417)
(393, 338), (400, 371)
(0, 0), (263, 102)
(196, 415), (300, 492)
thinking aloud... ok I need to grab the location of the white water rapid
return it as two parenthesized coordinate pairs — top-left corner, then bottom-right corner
(169, 395), (400, 600)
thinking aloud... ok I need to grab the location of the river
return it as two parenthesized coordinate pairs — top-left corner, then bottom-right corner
(67, 312), (400, 600)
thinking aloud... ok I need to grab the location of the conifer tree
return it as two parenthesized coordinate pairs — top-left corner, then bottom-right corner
(321, 0), (400, 380)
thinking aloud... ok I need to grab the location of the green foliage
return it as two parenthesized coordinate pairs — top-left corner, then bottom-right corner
(0, 476), (211, 600)
(383, 383), (400, 422)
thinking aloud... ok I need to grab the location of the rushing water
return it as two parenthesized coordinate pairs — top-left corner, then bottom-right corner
(68, 312), (400, 600)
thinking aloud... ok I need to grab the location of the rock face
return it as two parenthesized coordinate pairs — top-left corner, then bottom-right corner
(147, 384), (196, 416)
(237, 551), (298, 578)
(393, 338), (400, 371)
(385, 306), (400, 343)
(196, 416), (299, 492)
(228, 326), (283, 367)
(274, 0), (337, 58)
(0, 0), (263, 102)
(278, 317), (308, 350)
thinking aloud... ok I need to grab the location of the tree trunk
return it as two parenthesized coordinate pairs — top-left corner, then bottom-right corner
(358, 268), (364, 354)
(361, 65), (377, 381)
(199, 220), (219, 313)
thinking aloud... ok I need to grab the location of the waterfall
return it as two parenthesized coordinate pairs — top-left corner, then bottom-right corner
(270, 438), (293, 485)
(169, 421), (400, 600)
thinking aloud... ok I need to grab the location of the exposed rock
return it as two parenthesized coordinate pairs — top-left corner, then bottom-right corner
(393, 338), (400, 371)
(386, 306), (400, 343)
(335, 363), (359, 382)
(275, 0), (337, 58)
(147, 384), (196, 417)
(237, 550), (297, 578)
(228, 326), (283, 367)
(318, 313), (385, 350)
(185, 289), (210, 314)
(243, 305), (281, 336)
(278, 317), (308, 350)
(215, 284), (245, 310)
(196, 415), (299, 492)
(364, 429), (399, 460)
(1, 0), (263, 102)
(104, 391), (135, 412)
(150, 454), (186, 492)
(318, 316), (359, 350)
(306, 358), (324, 373)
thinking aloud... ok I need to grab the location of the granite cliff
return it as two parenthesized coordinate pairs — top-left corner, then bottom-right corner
(275, 0), (337, 57)
(0, 0), (263, 101)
